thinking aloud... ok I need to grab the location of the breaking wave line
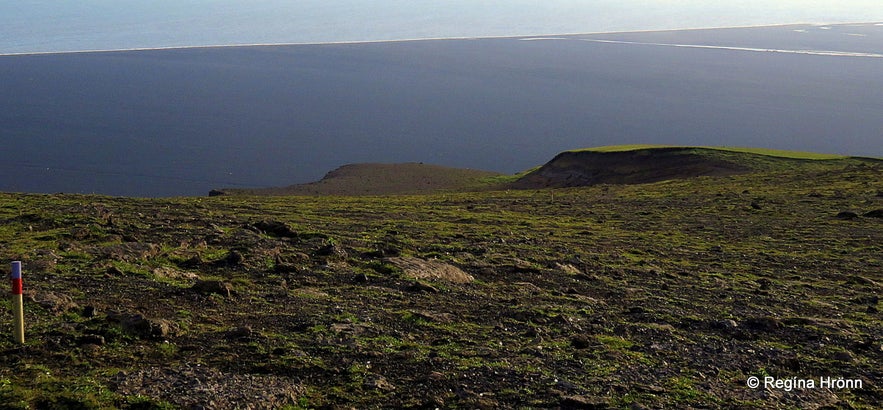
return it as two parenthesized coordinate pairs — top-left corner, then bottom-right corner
(581, 39), (883, 58)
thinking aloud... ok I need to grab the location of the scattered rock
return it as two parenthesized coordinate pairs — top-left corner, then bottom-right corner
(152, 266), (198, 281)
(851, 295), (879, 305)
(845, 275), (879, 287)
(863, 209), (883, 218)
(208, 189), (228, 196)
(571, 335), (593, 349)
(215, 249), (245, 267)
(176, 255), (204, 269)
(750, 201), (762, 210)
(82, 305), (98, 318)
(742, 316), (783, 331)
(364, 375), (396, 392)
(832, 350), (853, 363)
(3, 213), (58, 231)
(26, 249), (59, 272)
(330, 323), (369, 335)
(98, 242), (161, 262)
(756, 278), (772, 290)
(77, 334), (106, 346)
(406, 281), (440, 293)
(111, 364), (303, 409)
(224, 326), (253, 341)
(314, 243), (347, 259)
(556, 263), (582, 275)
(107, 312), (175, 340)
(714, 319), (739, 331)
(835, 211), (859, 220)
(409, 310), (453, 323)
(251, 220), (298, 238)
(29, 291), (79, 314)
(560, 395), (608, 409)
(191, 280), (234, 298)
(513, 281), (543, 294)
(385, 256), (474, 284)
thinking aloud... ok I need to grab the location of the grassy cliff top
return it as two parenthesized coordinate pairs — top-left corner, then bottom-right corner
(571, 145), (853, 160)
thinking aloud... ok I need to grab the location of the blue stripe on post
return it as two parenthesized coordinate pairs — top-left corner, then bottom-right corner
(11, 261), (21, 279)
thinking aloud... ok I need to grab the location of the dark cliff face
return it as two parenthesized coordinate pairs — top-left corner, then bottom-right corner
(512, 148), (749, 188)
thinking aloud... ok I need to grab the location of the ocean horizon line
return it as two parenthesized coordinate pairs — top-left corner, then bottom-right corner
(2, 20), (877, 57)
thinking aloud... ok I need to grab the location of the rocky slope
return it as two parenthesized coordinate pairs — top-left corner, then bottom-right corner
(0, 152), (881, 409)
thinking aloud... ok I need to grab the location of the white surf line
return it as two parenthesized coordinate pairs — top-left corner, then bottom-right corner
(519, 37), (569, 41)
(580, 39), (883, 58)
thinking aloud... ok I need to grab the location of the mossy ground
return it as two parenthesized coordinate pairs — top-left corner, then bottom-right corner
(0, 158), (880, 408)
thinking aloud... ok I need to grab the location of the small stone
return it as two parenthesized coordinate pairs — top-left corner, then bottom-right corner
(571, 335), (593, 349)
(152, 266), (198, 280)
(82, 305), (98, 318)
(364, 375), (396, 392)
(29, 291), (79, 315)
(833, 351), (853, 363)
(428, 371), (446, 381)
(108, 312), (175, 340)
(251, 220), (298, 238)
(836, 211), (859, 220)
(405, 281), (439, 293)
(742, 316), (782, 331)
(560, 395), (608, 409)
(863, 209), (883, 218)
(225, 326), (253, 340)
(77, 334), (106, 346)
(191, 280), (233, 298)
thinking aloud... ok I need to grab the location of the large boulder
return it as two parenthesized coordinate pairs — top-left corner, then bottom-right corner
(384, 256), (474, 284)
(107, 311), (176, 340)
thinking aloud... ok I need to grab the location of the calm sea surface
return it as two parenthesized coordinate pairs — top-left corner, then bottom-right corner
(0, 3), (881, 196)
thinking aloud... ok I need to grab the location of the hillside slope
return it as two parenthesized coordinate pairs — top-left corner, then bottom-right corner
(513, 146), (879, 189)
(0, 157), (881, 408)
(212, 163), (503, 196)
(214, 146), (880, 196)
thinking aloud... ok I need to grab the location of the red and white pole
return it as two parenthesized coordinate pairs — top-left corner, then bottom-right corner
(11, 261), (24, 344)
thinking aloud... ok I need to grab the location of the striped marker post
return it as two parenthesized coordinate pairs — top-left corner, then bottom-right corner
(11, 261), (24, 344)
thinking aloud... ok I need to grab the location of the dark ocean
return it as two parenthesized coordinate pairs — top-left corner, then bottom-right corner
(1, 23), (881, 196)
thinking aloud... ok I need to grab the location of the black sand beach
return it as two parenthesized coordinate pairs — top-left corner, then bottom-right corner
(1, 23), (881, 196)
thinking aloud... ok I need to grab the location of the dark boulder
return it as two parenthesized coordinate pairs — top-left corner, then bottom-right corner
(191, 280), (234, 298)
(107, 311), (175, 340)
(835, 211), (859, 220)
(251, 220), (298, 238)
